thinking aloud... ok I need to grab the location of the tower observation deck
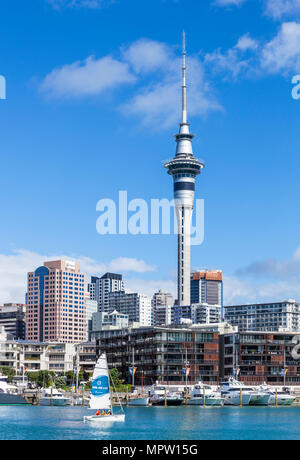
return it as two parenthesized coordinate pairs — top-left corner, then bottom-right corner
(164, 32), (205, 306)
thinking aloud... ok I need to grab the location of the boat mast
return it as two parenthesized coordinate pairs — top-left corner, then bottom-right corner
(132, 347), (135, 388)
(106, 353), (114, 414)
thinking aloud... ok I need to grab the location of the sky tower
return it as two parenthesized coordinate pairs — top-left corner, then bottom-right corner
(164, 32), (205, 306)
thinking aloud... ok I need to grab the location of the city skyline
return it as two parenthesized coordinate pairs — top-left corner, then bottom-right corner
(1, 1), (300, 306)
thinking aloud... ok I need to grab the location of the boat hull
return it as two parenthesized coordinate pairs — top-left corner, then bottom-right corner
(151, 398), (183, 406)
(128, 397), (149, 406)
(0, 393), (30, 406)
(223, 393), (252, 406)
(84, 414), (125, 423)
(249, 394), (271, 406)
(39, 397), (69, 406)
(188, 397), (224, 406)
(269, 395), (295, 406)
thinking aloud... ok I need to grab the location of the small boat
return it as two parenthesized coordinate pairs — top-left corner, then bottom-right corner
(39, 388), (69, 406)
(149, 385), (183, 406)
(188, 382), (224, 406)
(83, 353), (125, 423)
(128, 396), (150, 406)
(0, 374), (30, 406)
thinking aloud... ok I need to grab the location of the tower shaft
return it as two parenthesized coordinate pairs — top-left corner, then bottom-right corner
(164, 32), (204, 307)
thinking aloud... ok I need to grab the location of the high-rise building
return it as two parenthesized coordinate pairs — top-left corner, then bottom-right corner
(0, 304), (26, 339)
(25, 260), (86, 343)
(108, 291), (152, 326)
(152, 290), (174, 326)
(88, 273), (124, 312)
(224, 300), (300, 332)
(164, 33), (204, 306)
(85, 294), (98, 340)
(190, 271), (223, 306)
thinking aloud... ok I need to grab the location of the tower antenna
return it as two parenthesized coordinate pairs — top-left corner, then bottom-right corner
(182, 30), (187, 124)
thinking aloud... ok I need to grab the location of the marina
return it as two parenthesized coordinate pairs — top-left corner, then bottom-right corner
(1, 405), (300, 440)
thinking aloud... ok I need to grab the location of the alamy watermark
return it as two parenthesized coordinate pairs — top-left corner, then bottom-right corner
(96, 191), (205, 246)
(292, 75), (300, 100)
(0, 75), (6, 100)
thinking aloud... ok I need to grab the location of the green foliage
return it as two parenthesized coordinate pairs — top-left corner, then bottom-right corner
(109, 368), (131, 392)
(27, 370), (54, 388)
(55, 376), (67, 389)
(0, 366), (16, 383)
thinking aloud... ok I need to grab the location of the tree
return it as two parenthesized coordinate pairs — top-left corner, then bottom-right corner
(55, 376), (67, 389)
(0, 366), (16, 383)
(109, 368), (131, 392)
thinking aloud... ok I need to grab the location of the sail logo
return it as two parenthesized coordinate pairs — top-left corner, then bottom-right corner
(91, 376), (109, 396)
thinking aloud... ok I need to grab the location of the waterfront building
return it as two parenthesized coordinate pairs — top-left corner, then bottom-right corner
(164, 33), (204, 306)
(75, 342), (97, 375)
(220, 330), (300, 386)
(190, 271), (223, 307)
(152, 290), (174, 326)
(88, 273), (124, 312)
(25, 260), (86, 344)
(224, 300), (300, 332)
(0, 330), (75, 374)
(0, 303), (26, 340)
(95, 324), (220, 386)
(108, 291), (152, 326)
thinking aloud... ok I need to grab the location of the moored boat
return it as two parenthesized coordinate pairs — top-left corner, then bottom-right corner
(128, 396), (150, 406)
(39, 388), (69, 406)
(0, 374), (30, 406)
(188, 382), (224, 406)
(149, 385), (183, 406)
(259, 385), (296, 406)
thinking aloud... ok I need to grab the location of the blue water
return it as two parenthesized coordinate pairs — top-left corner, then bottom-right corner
(1, 406), (300, 440)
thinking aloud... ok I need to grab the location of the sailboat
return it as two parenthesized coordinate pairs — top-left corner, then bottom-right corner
(83, 353), (125, 423)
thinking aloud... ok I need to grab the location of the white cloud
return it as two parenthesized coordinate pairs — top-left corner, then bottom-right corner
(122, 39), (171, 74)
(47, 0), (109, 9)
(236, 247), (300, 279)
(40, 55), (135, 98)
(0, 249), (155, 304)
(40, 38), (221, 128)
(261, 21), (300, 74)
(225, 247), (300, 304)
(235, 33), (259, 51)
(224, 275), (300, 305)
(205, 34), (258, 79)
(126, 278), (176, 298)
(122, 40), (222, 128)
(265, 0), (300, 19)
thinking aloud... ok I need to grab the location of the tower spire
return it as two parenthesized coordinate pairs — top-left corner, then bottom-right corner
(182, 30), (187, 124)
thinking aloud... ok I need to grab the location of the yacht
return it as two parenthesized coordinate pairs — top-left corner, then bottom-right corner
(259, 384), (296, 406)
(128, 395), (150, 406)
(149, 385), (183, 406)
(0, 374), (29, 406)
(221, 377), (270, 406)
(188, 382), (224, 406)
(39, 388), (69, 406)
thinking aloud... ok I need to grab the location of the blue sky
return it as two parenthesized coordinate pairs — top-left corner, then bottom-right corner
(1, 0), (300, 304)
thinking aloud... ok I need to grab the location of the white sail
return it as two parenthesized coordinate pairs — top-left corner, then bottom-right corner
(89, 353), (111, 411)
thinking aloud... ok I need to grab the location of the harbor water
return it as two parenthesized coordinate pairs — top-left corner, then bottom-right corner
(1, 405), (300, 440)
